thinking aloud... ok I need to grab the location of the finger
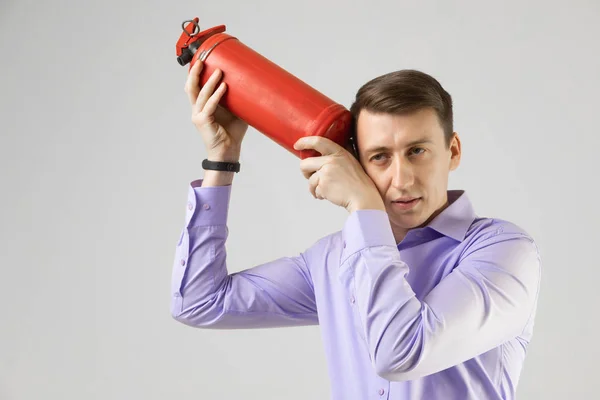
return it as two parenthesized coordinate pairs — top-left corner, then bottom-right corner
(299, 156), (331, 179)
(192, 68), (223, 114)
(185, 60), (204, 105)
(308, 171), (320, 199)
(294, 136), (342, 156)
(315, 186), (324, 200)
(201, 82), (227, 117)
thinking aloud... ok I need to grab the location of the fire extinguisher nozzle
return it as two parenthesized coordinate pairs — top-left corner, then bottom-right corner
(177, 50), (193, 66)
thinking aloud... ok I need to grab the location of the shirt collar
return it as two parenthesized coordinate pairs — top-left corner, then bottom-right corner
(426, 190), (477, 242)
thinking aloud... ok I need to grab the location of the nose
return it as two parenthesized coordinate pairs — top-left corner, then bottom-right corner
(391, 158), (415, 190)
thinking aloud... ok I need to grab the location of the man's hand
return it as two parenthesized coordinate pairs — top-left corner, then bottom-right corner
(293, 136), (386, 214)
(184, 60), (248, 160)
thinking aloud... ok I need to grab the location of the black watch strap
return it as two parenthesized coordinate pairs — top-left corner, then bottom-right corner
(202, 159), (241, 173)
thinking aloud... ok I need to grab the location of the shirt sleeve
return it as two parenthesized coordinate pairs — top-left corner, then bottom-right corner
(338, 209), (541, 382)
(170, 179), (319, 329)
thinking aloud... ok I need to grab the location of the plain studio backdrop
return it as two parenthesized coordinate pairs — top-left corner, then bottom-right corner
(1, 0), (598, 399)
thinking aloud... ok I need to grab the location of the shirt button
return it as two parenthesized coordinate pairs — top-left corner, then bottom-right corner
(343, 241), (346, 248)
(350, 296), (355, 304)
(187, 202), (193, 211)
(174, 292), (180, 297)
(378, 388), (385, 396)
(203, 203), (211, 210)
(180, 259), (186, 266)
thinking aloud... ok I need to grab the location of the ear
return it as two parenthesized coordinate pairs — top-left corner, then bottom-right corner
(449, 132), (462, 171)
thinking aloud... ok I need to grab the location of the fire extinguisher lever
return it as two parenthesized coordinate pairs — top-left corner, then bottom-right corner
(175, 17), (227, 67)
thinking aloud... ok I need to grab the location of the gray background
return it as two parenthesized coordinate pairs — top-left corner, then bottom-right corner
(1, 0), (598, 399)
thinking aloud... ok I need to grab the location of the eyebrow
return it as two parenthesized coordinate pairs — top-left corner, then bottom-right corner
(363, 138), (433, 155)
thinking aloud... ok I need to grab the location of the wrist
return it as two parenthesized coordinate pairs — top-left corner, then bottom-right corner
(207, 148), (241, 162)
(202, 170), (235, 187)
(202, 150), (241, 187)
(347, 195), (386, 214)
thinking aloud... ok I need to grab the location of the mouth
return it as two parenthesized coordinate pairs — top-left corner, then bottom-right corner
(393, 196), (421, 203)
(391, 197), (422, 210)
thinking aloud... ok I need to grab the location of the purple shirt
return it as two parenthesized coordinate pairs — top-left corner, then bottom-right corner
(171, 179), (541, 400)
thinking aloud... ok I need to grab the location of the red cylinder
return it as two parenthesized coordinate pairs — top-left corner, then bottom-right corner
(175, 19), (353, 159)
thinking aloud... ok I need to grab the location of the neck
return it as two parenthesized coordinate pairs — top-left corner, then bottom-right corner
(391, 193), (451, 244)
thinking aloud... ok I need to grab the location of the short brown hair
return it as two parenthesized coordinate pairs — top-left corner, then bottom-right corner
(348, 69), (454, 155)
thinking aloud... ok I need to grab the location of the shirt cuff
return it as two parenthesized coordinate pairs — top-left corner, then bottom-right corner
(340, 209), (397, 264)
(185, 179), (232, 228)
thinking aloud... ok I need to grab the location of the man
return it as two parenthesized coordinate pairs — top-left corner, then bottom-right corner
(171, 61), (542, 400)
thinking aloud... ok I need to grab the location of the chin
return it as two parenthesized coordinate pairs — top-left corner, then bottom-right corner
(387, 213), (424, 230)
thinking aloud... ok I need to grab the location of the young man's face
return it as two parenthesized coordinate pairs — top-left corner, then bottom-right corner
(355, 107), (461, 242)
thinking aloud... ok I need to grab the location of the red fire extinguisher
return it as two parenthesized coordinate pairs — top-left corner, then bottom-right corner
(175, 18), (355, 159)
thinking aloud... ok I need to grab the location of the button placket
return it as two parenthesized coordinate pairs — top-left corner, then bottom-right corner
(174, 223), (190, 301)
(185, 189), (196, 227)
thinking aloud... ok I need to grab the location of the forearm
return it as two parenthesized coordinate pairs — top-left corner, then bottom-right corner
(171, 182), (232, 323)
(170, 179), (319, 329)
(339, 210), (541, 382)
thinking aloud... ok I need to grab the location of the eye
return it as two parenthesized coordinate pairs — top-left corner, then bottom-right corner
(370, 153), (388, 162)
(410, 147), (425, 156)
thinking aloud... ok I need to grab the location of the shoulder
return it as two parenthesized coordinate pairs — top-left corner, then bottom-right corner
(460, 216), (541, 266)
(468, 216), (533, 240)
(465, 216), (537, 246)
